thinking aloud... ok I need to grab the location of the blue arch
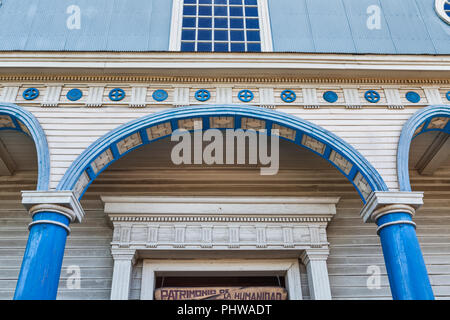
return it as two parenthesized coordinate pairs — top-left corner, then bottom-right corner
(0, 103), (50, 190)
(57, 105), (388, 202)
(398, 105), (450, 191)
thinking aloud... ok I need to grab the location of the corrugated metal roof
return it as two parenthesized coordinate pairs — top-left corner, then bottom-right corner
(0, 0), (448, 54)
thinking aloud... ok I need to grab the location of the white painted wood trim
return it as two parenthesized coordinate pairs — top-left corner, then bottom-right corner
(300, 249), (332, 300)
(110, 250), (137, 300)
(141, 259), (302, 300)
(169, 0), (183, 51)
(257, 0), (273, 52)
(1, 52), (450, 72)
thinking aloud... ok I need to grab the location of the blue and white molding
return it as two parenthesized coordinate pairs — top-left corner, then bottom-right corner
(360, 191), (434, 300)
(397, 105), (450, 192)
(0, 103), (50, 190)
(14, 191), (85, 300)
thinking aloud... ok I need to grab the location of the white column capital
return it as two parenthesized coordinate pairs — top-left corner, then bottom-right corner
(300, 249), (330, 265)
(111, 249), (137, 265)
(360, 191), (424, 223)
(21, 191), (85, 223)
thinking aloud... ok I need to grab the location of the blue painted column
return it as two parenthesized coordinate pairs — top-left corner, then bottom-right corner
(374, 206), (434, 300)
(14, 205), (74, 300)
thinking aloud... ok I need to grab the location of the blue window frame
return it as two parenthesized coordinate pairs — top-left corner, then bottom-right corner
(180, 0), (262, 52)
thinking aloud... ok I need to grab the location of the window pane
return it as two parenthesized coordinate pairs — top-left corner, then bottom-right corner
(214, 6), (227, 16)
(181, 42), (196, 51)
(199, 17), (212, 28)
(230, 30), (245, 41)
(247, 43), (261, 52)
(246, 18), (259, 29)
(214, 30), (228, 40)
(231, 43), (245, 52)
(245, 6), (258, 17)
(230, 6), (243, 16)
(182, 29), (196, 40)
(230, 18), (244, 28)
(198, 29), (212, 40)
(199, 6), (212, 15)
(214, 42), (229, 52)
(183, 5), (196, 15)
(215, 18), (228, 28)
(180, 0), (264, 53)
(198, 42), (212, 52)
(183, 17), (196, 28)
(246, 30), (260, 41)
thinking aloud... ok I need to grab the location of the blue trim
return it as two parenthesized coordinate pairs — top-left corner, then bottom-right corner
(323, 91), (338, 103)
(446, 91), (450, 102)
(364, 90), (380, 103)
(238, 90), (254, 103)
(376, 212), (434, 300)
(195, 89), (211, 102)
(57, 105), (388, 203)
(397, 105), (450, 191)
(66, 89), (83, 101)
(109, 88), (125, 101)
(405, 91), (421, 104)
(14, 211), (70, 300)
(0, 103), (50, 190)
(152, 90), (168, 102)
(281, 90), (296, 103)
(23, 88), (39, 100)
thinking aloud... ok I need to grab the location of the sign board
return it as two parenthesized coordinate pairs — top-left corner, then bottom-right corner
(154, 287), (288, 300)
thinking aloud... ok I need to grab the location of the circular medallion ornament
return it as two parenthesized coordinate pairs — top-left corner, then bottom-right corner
(66, 88), (83, 101)
(23, 88), (40, 100)
(152, 90), (168, 102)
(323, 91), (338, 103)
(364, 90), (381, 103)
(435, 0), (450, 25)
(238, 90), (254, 103)
(195, 89), (211, 102)
(281, 90), (296, 103)
(406, 91), (421, 103)
(109, 88), (126, 101)
(446, 91), (450, 101)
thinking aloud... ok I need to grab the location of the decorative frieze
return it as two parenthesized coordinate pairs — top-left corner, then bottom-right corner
(0, 115), (14, 128)
(174, 87), (190, 106)
(91, 148), (114, 174)
(85, 86), (104, 107)
(423, 88), (443, 105)
(302, 88), (319, 109)
(241, 117), (265, 130)
(329, 150), (352, 175)
(103, 196), (338, 251)
(210, 116), (234, 129)
(343, 88), (361, 109)
(215, 87), (233, 104)
(73, 171), (90, 199)
(0, 86), (19, 102)
(428, 117), (449, 129)
(272, 124), (296, 141)
(259, 88), (275, 108)
(178, 118), (203, 130)
(147, 122), (172, 140)
(130, 86), (147, 107)
(41, 85), (62, 107)
(301, 135), (326, 155)
(353, 172), (372, 200)
(116, 133), (142, 155)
